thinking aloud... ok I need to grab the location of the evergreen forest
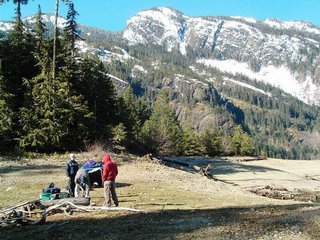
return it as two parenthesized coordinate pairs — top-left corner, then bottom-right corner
(1, 1), (319, 159)
(0, 1), (256, 158)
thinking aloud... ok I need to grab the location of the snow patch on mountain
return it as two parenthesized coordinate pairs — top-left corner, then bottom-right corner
(131, 65), (148, 78)
(231, 16), (258, 23)
(175, 74), (209, 87)
(96, 48), (110, 61)
(133, 65), (148, 74)
(76, 40), (91, 53)
(263, 18), (320, 35)
(0, 14), (67, 32)
(223, 77), (272, 97)
(0, 22), (13, 31)
(179, 41), (186, 55)
(198, 59), (318, 104)
(24, 14), (67, 28)
(223, 20), (259, 37)
(96, 46), (134, 63)
(108, 74), (128, 85)
(189, 66), (207, 76)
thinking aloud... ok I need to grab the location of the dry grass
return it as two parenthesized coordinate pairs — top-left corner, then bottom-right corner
(1, 154), (320, 239)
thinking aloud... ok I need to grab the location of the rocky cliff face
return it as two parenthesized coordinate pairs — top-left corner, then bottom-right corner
(161, 75), (241, 132)
(123, 7), (320, 105)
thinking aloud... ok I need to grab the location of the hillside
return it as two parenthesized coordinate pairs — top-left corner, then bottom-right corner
(1, 155), (320, 239)
(89, 7), (320, 159)
(1, 8), (320, 159)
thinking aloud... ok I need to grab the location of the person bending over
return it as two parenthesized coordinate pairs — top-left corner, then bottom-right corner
(74, 167), (90, 198)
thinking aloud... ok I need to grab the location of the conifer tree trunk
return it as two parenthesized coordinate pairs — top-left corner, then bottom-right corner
(53, 0), (59, 80)
(16, 0), (21, 21)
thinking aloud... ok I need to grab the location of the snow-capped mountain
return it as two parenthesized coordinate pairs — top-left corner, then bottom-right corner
(123, 7), (320, 105)
(0, 21), (14, 32)
(1, 8), (320, 105)
(0, 14), (67, 32)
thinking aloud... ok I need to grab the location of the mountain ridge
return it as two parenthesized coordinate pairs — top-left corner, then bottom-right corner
(122, 7), (320, 105)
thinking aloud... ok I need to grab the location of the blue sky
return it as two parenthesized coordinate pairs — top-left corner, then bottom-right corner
(0, 0), (320, 31)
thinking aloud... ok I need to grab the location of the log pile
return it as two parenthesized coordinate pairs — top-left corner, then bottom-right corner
(1, 198), (144, 228)
(0, 200), (46, 227)
(249, 185), (320, 202)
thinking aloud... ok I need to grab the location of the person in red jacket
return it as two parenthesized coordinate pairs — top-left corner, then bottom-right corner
(102, 154), (119, 207)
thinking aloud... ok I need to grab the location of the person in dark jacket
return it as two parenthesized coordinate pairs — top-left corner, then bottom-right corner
(102, 154), (118, 207)
(66, 153), (79, 197)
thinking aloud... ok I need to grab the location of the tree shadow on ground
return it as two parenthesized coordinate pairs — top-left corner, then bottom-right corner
(164, 157), (284, 176)
(0, 164), (61, 175)
(1, 203), (318, 240)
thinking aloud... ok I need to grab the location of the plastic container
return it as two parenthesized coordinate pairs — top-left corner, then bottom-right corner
(40, 192), (52, 200)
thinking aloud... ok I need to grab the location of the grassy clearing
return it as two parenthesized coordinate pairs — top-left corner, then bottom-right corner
(1, 155), (320, 239)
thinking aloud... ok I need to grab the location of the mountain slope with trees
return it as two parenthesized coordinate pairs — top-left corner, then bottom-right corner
(0, 2), (255, 158)
(0, 3), (319, 159)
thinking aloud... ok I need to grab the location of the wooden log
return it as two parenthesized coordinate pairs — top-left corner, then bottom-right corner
(146, 154), (163, 164)
(98, 206), (145, 212)
(161, 158), (217, 179)
(40, 197), (90, 208)
(0, 200), (39, 214)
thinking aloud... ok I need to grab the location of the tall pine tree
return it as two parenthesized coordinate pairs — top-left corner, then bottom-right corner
(119, 86), (142, 149)
(58, 2), (91, 149)
(18, 5), (62, 151)
(141, 89), (183, 156)
(0, 0), (36, 151)
(201, 128), (222, 157)
(182, 122), (205, 156)
(53, 0), (70, 79)
(79, 56), (117, 141)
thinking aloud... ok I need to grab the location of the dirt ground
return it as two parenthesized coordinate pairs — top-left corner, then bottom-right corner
(1, 155), (320, 239)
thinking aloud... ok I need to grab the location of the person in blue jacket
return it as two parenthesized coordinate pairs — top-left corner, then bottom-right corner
(66, 153), (79, 197)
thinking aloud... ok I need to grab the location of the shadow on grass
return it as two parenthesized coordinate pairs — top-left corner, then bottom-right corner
(90, 183), (131, 191)
(1, 203), (317, 240)
(116, 183), (132, 188)
(164, 157), (284, 176)
(0, 164), (61, 175)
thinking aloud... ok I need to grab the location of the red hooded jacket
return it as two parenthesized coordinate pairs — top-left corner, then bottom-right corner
(102, 154), (118, 181)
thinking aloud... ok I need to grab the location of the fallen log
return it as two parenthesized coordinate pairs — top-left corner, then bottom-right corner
(157, 158), (240, 186)
(0, 200), (39, 214)
(160, 158), (216, 179)
(1, 198), (144, 228)
(0, 202), (46, 227)
(39, 197), (90, 208)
